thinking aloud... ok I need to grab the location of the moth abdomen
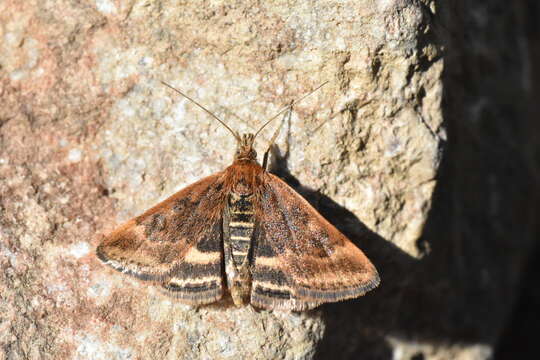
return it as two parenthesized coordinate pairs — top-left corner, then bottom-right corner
(227, 193), (256, 267)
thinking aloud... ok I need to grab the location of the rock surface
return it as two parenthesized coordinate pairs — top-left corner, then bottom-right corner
(2, 0), (534, 359)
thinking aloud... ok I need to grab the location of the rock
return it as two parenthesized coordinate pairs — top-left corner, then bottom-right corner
(3, 0), (533, 359)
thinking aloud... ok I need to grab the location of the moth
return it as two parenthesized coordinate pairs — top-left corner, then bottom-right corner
(96, 81), (379, 311)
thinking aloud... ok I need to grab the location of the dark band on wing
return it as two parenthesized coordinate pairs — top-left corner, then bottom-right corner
(253, 285), (291, 299)
(252, 266), (288, 286)
(161, 279), (223, 303)
(195, 224), (223, 253)
(172, 261), (222, 279)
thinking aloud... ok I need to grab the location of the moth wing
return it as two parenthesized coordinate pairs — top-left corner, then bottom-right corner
(251, 173), (379, 310)
(96, 172), (226, 304)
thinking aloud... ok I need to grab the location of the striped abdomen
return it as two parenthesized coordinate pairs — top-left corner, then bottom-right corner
(227, 192), (255, 267)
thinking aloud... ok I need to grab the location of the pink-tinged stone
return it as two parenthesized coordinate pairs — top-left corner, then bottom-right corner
(11, 0), (529, 359)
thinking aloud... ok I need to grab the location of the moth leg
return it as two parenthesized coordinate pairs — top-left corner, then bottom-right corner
(262, 101), (293, 170)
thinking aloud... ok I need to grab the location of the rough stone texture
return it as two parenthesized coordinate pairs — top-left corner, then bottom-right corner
(2, 0), (535, 359)
(317, 1), (537, 359)
(315, 1), (539, 359)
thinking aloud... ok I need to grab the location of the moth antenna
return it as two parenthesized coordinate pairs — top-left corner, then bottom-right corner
(254, 80), (329, 139)
(262, 101), (292, 170)
(161, 81), (240, 141)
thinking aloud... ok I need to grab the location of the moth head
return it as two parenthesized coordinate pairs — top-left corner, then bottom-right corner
(234, 133), (257, 161)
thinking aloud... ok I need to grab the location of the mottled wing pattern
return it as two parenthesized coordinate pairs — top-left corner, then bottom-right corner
(96, 172), (227, 304)
(251, 174), (380, 310)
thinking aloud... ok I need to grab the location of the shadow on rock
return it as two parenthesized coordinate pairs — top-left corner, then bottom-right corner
(267, 140), (497, 359)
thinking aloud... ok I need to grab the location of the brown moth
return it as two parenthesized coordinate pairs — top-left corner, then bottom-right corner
(96, 82), (379, 311)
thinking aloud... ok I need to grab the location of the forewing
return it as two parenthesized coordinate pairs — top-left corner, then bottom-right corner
(96, 172), (227, 304)
(251, 174), (379, 310)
